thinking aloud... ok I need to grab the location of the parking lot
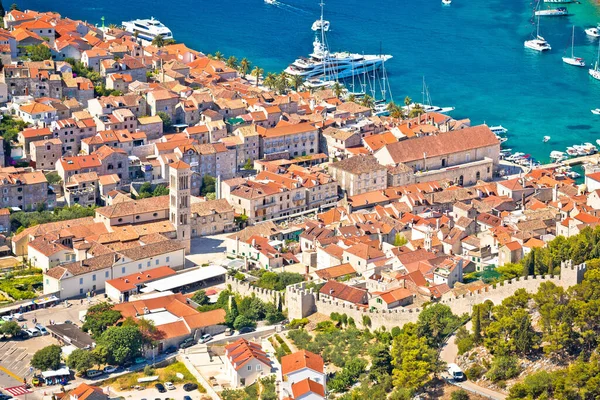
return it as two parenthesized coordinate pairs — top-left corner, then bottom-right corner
(111, 384), (209, 400)
(0, 334), (58, 387)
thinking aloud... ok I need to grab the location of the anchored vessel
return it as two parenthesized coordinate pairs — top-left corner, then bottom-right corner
(122, 17), (173, 43)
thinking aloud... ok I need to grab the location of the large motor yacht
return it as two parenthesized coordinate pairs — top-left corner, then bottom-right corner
(122, 17), (173, 43)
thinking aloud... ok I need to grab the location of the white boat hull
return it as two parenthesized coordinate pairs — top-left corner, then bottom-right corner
(524, 40), (551, 51)
(563, 57), (585, 67)
(586, 28), (600, 38)
(590, 69), (600, 80)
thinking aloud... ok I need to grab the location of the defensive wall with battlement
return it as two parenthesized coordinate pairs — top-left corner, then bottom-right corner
(225, 274), (283, 305)
(284, 260), (586, 331)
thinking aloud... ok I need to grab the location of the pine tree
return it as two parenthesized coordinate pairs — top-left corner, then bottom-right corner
(0, 1), (5, 17)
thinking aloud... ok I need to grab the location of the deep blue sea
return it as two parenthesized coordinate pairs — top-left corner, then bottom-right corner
(17, 0), (600, 162)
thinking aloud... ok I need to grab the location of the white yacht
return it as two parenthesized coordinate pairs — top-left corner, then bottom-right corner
(592, 108), (600, 115)
(586, 27), (600, 38)
(489, 125), (508, 135)
(590, 41), (600, 80)
(122, 17), (173, 43)
(535, 7), (569, 16)
(543, 136), (551, 142)
(442, 0), (452, 5)
(563, 26), (585, 67)
(285, 1), (392, 82)
(311, 19), (330, 32)
(525, 15), (551, 51)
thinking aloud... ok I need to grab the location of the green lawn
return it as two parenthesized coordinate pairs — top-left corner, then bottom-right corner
(103, 361), (205, 392)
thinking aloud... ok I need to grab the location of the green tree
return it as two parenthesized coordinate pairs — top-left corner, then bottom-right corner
(10, 3), (19, 11)
(243, 158), (253, 170)
(192, 289), (209, 305)
(472, 304), (482, 344)
(157, 111), (172, 132)
(416, 303), (462, 348)
(200, 175), (216, 196)
(151, 35), (164, 48)
(393, 233), (407, 247)
(226, 55), (238, 69)
(31, 345), (62, 371)
(386, 101), (404, 119)
(359, 94), (375, 109)
(233, 315), (257, 331)
(238, 57), (251, 77)
(20, 44), (51, 61)
(225, 295), (239, 326)
(67, 349), (95, 374)
(409, 103), (424, 118)
(213, 51), (224, 61)
(496, 263), (526, 280)
(332, 81), (344, 98)
(99, 325), (143, 365)
(82, 302), (122, 338)
(451, 389), (470, 400)
(251, 66), (263, 87)
(0, 2), (5, 18)
(0, 321), (21, 336)
(486, 355), (521, 383)
(291, 74), (304, 91)
(45, 172), (62, 185)
(264, 72), (277, 90)
(391, 323), (437, 391)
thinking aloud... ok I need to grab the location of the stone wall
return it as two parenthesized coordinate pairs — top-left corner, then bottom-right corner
(225, 274), (283, 305)
(285, 260), (587, 331)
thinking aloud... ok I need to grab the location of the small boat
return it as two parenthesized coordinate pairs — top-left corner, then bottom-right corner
(264, 0), (276, 4)
(590, 41), (600, 80)
(566, 170), (581, 179)
(311, 19), (330, 32)
(566, 147), (578, 156)
(442, 0), (452, 5)
(535, 6), (569, 16)
(543, 136), (551, 142)
(586, 27), (600, 38)
(563, 26), (585, 67)
(596, 139), (600, 147)
(489, 125), (508, 135)
(544, 0), (573, 2)
(550, 150), (566, 160)
(592, 108), (600, 115)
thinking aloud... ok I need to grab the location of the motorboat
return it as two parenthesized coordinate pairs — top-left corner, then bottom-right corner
(535, 7), (569, 16)
(586, 27), (600, 38)
(563, 26), (585, 67)
(550, 150), (566, 160)
(566, 147), (578, 156)
(442, 0), (452, 5)
(311, 19), (330, 32)
(525, 15), (551, 51)
(566, 170), (581, 179)
(264, 0), (276, 4)
(122, 17), (173, 43)
(543, 136), (551, 142)
(285, 1), (392, 82)
(592, 108), (600, 115)
(489, 125), (508, 135)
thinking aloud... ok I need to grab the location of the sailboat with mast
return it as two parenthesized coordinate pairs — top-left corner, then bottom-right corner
(563, 26), (585, 67)
(590, 40), (600, 80)
(402, 78), (455, 114)
(524, 11), (551, 51)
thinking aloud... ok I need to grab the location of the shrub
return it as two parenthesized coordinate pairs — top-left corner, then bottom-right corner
(486, 355), (521, 383)
(144, 365), (155, 376)
(288, 318), (309, 329)
(451, 389), (470, 400)
(466, 364), (486, 381)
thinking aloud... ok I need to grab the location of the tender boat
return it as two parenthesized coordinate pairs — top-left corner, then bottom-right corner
(563, 26), (585, 67)
(265, 0), (276, 4)
(543, 136), (551, 142)
(442, 0), (452, 5)
(566, 147), (579, 156)
(592, 109), (600, 115)
(122, 17), (173, 43)
(586, 27), (600, 38)
(535, 7), (569, 16)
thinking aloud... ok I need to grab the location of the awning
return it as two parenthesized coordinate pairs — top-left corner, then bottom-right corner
(42, 368), (70, 378)
(144, 265), (227, 292)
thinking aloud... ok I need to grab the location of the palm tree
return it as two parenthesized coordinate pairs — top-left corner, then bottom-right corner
(239, 58), (251, 77)
(264, 72), (277, 90)
(226, 56), (238, 69)
(360, 94), (375, 110)
(276, 71), (289, 94)
(332, 81), (344, 99)
(213, 51), (225, 61)
(291, 74), (304, 92)
(386, 101), (403, 119)
(251, 66), (263, 87)
(409, 103), (425, 118)
(347, 93), (356, 103)
(151, 35), (164, 48)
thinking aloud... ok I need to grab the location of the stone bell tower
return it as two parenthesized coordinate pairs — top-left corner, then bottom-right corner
(169, 160), (191, 253)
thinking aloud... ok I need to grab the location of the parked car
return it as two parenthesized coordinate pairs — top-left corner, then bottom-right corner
(237, 326), (255, 334)
(183, 383), (198, 392)
(1, 315), (13, 322)
(13, 330), (28, 340)
(183, 396), (192, 400)
(134, 357), (146, 364)
(198, 333), (212, 344)
(179, 338), (194, 349)
(163, 346), (177, 354)
(103, 365), (118, 374)
(24, 328), (41, 338)
(155, 383), (166, 393)
(165, 382), (175, 390)
(224, 328), (233, 336)
(35, 324), (48, 335)
(86, 370), (103, 378)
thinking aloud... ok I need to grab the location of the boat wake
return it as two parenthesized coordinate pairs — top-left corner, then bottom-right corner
(266, 0), (310, 15)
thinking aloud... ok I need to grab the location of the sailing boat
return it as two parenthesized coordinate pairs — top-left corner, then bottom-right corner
(563, 26), (585, 66)
(590, 40), (600, 80)
(524, 13), (551, 51)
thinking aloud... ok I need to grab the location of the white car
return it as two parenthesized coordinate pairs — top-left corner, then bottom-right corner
(165, 382), (175, 390)
(24, 329), (41, 338)
(199, 333), (212, 344)
(1, 315), (13, 322)
(35, 325), (48, 335)
(103, 365), (118, 374)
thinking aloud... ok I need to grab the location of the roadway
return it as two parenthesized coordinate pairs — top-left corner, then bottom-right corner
(440, 323), (507, 400)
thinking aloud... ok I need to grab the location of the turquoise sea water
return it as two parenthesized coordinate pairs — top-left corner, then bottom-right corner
(17, 0), (600, 162)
